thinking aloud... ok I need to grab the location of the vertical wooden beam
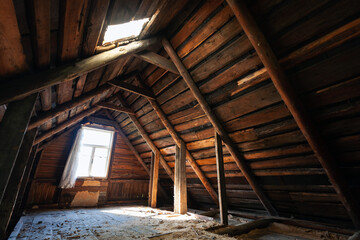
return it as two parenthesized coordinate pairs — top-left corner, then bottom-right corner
(134, 75), (219, 205)
(0, 94), (38, 204)
(148, 152), (154, 206)
(174, 141), (187, 214)
(151, 150), (160, 208)
(215, 132), (228, 225)
(226, 0), (360, 227)
(162, 38), (278, 216)
(0, 128), (38, 236)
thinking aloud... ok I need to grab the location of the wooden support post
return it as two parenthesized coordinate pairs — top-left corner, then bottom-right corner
(134, 50), (179, 74)
(226, 0), (360, 227)
(134, 74), (219, 205)
(151, 150), (160, 208)
(162, 37), (277, 216)
(0, 37), (160, 105)
(148, 152), (154, 206)
(0, 128), (38, 236)
(215, 132), (228, 225)
(0, 94), (38, 204)
(174, 140), (187, 214)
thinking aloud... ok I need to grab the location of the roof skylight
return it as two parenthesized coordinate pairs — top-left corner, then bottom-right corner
(103, 18), (149, 45)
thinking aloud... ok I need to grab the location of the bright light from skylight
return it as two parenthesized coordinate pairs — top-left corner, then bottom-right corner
(103, 18), (149, 44)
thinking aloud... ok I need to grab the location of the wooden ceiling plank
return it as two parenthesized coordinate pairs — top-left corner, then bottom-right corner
(227, 0), (360, 228)
(134, 50), (179, 74)
(82, 0), (110, 57)
(162, 37), (278, 216)
(27, 0), (52, 130)
(0, 37), (159, 105)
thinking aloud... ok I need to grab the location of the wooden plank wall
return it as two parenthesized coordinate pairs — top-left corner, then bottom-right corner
(27, 126), (150, 207)
(112, 0), (360, 227)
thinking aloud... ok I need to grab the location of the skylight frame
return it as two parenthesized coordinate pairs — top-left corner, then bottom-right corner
(102, 18), (150, 45)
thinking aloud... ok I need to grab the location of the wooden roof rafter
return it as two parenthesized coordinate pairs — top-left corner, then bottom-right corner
(226, 0), (360, 228)
(162, 37), (278, 216)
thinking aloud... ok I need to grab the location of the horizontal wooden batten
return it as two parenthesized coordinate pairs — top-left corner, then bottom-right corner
(108, 81), (156, 100)
(96, 102), (135, 115)
(0, 37), (159, 105)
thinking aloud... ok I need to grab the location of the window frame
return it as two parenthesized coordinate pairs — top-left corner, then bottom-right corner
(76, 126), (115, 179)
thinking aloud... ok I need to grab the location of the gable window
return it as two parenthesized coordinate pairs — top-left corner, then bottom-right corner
(103, 18), (149, 45)
(75, 127), (114, 178)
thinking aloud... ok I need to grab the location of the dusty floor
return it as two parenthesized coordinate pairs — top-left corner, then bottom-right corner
(9, 206), (349, 240)
(9, 206), (237, 240)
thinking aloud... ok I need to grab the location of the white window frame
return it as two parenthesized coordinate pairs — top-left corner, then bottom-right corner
(76, 126), (114, 179)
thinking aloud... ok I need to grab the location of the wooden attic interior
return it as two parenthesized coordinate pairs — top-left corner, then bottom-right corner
(0, 0), (360, 239)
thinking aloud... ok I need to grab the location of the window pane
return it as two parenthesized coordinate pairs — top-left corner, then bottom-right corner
(82, 128), (112, 146)
(76, 146), (92, 177)
(90, 148), (109, 177)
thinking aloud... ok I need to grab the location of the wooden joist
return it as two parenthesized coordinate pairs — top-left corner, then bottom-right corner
(116, 95), (174, 181)
(134, 50), (179, 74)
(33, 106), (100, 145)
(0, 94), (38, 205)
(226, 0), (360, 227)
(162, 37), (278, 216)
(28, 85), (113, 130)
(134, 75), (219, 205)
(96, 102), (135, 115)
(174, 140), (187, 214)
(215, 133), (228, 225)
(0, 37), (159, 105)
(150, 150), (160, 208)
(0, 129), (38, 236)
(109, 80), (156, 100)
